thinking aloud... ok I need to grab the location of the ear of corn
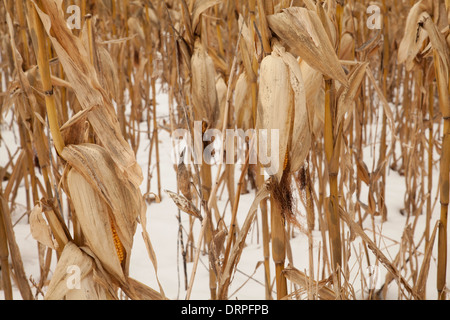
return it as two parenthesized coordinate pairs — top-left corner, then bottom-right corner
(110, 216), (125, 264)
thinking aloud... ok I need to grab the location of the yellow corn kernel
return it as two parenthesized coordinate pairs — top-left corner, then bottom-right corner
(284, 148), (289, 171)
(110, 216), (124, 263)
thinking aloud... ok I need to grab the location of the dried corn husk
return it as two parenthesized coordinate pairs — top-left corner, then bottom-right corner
(66, 169), (126, 281)
(45, 242), (115, 300)
(177, 162), (192, 201)
(257, 43), (310, 180)
(234, 72), (253, 131)
(165, 189), (202, 220)
(215, 75), (227, 131)
(257, 50), (291, 180)
(300, 59), (324, 137)
(62, 144), (144, 280)
(191, 38), (219, 128)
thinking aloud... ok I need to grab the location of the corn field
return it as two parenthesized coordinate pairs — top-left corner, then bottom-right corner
(0, 0), (449, 301)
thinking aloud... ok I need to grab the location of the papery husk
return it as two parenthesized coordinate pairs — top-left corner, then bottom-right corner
(257, 50), (291, 181)
(278, 48), (310, 174)
(191, 38), (219, 128)
(234, 72), (253, 131)
(257, 43), (310, 180)
(45, 242), (115, 300)
(66, 169), (126, 282)
(300, 60), (324, 136)
(29, 204), (57, 250)
(62, 143), (145, 281)
(215, 75), (227, 131)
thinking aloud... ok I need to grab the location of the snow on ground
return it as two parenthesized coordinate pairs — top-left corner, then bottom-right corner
(1, 86), (449, 300)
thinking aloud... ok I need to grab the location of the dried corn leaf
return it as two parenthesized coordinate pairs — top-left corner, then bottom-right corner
(283, 266), (336, 300)
(421, 14), (450, 81)
(128, 17), (145, 43)
(267, 7), (348, 86)
(30, 204), (57, 250)
(96, 45), (120, 103)
(123, 277), (168, 300)
(165, 189), (202, 220)
(339, 32), (355, 60)
(300, 60), (324, 136)
(316, 1), (337, 48)
(398, 0), (434, 70)
(336, 62), (368, 126)
(191, 0), (222, 32)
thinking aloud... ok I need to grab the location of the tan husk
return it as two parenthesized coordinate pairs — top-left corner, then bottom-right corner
(191, 38), (220, 128)
(66, 168), (125, 281)
(45, 242), (116, 300)
(62, 143), (144, 268)
(257, 42), (311, 180)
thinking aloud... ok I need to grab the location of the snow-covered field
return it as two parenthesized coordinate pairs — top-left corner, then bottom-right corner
(1, 86), (449, 300)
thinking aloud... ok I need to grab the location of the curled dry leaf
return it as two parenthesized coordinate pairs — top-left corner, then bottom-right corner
(177, 162), (192, 201)
(398, 0), (434, 71)
(336, 62), (369, 127)
(165, 189), (202, 220)
(282, 266), (336, 300)
(191, 0), (222, 33)
(30, 204), (57, 250)
(300, 60), (324, 137)
(267, 7), (348, 86)
(128, 17), (145, 44)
